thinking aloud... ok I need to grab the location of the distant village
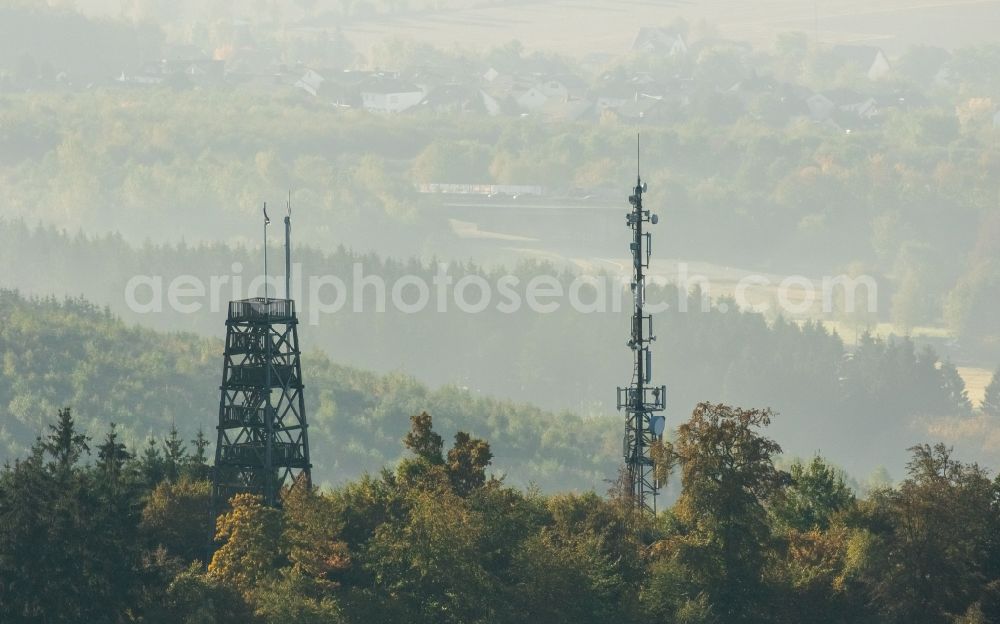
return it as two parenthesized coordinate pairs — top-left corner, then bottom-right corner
(35, 27), (944, 130)
(7, 21), (1000, 135)
(93, 26), (1000, 133)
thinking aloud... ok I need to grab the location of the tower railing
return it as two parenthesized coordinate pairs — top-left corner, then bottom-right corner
(228, 298), (295, 323)
(225, 364), (300, 388)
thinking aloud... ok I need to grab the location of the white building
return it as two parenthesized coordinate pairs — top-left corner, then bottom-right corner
(631, 27), (688, 57)
(294, 69), (325, 97)
(361, 78), (425, 114)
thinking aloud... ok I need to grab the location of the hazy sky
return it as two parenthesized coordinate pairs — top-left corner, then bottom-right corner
(72, 0), (1000, 57)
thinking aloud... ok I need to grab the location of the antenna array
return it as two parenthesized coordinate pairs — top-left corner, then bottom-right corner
(617, 136), (666, 515)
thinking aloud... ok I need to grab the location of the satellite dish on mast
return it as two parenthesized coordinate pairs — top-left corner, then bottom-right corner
(650, 416), (666, 437)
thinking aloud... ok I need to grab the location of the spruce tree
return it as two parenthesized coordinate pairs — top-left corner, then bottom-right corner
(185, 428), (211, 480)
(162, 424), (187, 483)
(940, 360), (972, 415)
(981, 367), (1000, 418)
(96, 422), (131, 487)
(140, 437), (165, 485)
(41, 407), (89, 474)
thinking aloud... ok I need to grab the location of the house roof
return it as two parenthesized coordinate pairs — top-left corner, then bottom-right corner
(631, 27), (686, 53)
(327, 70), (378, 87)
(417, 84), (491, 113)
(541, 72), (588, 92)
(831, 45), (887, 67)
(360, 76), (422, 95)
(295, 69), (325, 95)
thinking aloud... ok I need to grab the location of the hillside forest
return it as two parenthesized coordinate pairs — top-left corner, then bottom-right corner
(4, 3), (1000, 621)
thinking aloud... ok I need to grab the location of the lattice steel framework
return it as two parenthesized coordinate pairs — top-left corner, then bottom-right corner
(617, 169), (667, 516)
(213, 297), (311, 507)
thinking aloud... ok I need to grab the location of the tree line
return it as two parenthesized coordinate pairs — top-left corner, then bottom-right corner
(0, 230), (992, 478)
(0, 288), (618, 491)
(4, 31), (1000, 348)
(1, 404), (998, 623)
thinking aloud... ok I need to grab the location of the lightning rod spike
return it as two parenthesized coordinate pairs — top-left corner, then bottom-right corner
(637, 133), (641, 185)
(263, 201), (269, 302)
(284, 192), (292, 301)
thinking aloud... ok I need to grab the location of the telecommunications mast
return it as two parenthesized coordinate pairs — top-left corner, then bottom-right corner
(617, 136), (667, 515)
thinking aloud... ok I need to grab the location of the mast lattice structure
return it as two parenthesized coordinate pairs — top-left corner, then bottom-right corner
(212, 203), (311, 508)
(617, 141), (667, 516)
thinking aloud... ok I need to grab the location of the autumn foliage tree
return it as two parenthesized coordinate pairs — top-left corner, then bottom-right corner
(650, 403), (786, 622)
(209, 493), (284, 596)
(399, 411), (494, 497)
(2, 406), (1000, 624)
(859, 444), (1000, 624)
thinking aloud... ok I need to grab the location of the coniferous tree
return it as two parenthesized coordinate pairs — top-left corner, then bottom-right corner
(191, 428), (209, 465)
(185, 427), (211, 480)
(982, 367), (1000, 418)
(162, 424), (187, 483)
(0, 445), (54, 621)
(141, 436), (165, 485)
(96, 422), (132, 488)
(940, 360), (973, 415)
(6, 394), (1000, 623)
(41, 407), (90, 473)
(1, 410), (141, 623)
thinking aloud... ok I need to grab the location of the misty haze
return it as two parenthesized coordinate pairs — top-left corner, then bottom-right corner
(2, 1), (1000, 622)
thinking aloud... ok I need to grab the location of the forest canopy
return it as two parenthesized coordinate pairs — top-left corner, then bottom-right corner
(0, 289), (616, 491)
(1, 402), (997, 623)
(0, 227), (991, 478)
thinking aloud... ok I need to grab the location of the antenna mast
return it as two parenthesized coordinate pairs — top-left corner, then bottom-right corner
(285, 191), (292, 301)
(617, 135), (666, 517)
(263, 202), (270, 302)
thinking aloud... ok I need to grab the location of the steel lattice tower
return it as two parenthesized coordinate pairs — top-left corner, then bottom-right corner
(212, 298), (312, 507)
(617, 157), (667, 515)
(213, 204), (311, 508)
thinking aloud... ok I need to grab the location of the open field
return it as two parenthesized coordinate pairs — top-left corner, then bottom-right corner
(334, 0), (1000, 58)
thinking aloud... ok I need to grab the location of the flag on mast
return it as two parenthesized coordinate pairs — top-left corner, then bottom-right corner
(263, 202), (271, 225)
